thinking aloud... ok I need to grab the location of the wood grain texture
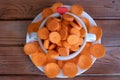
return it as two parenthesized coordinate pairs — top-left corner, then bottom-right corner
(0, 0), (119, 19)
(0, 47), (119, 75)
(0, 20), (120, 46)
(0, 76), (120, 80)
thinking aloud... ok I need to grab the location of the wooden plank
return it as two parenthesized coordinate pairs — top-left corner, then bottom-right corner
(0, 76), (120, 80)
(0, 46), (119, 75)
(0, 20), (120, 47)
(0, 0), (119, 19)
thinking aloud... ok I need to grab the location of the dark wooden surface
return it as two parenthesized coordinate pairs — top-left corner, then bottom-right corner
(0, 0), (120, 80)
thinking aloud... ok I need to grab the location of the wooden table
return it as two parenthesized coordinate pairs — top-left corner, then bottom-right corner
(0, 0), (120, 80)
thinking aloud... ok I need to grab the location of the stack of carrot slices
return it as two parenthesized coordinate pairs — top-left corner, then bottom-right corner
(24, 2), (106, 78)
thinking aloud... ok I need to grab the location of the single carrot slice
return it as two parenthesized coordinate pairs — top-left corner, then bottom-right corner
(78, 55), (92, 69)
(31, 52), (47, 66)
(70, 21), (81, 30)
(62, 62), (78, 77)
(70, 28), (80, 37)
(70, 45), (79, 51)
(59, 28), (68, 40)
(47, 50), (59, 59)
(42, 8), (53, 18)
(58, 47), (69, 56)
(37, 27), (49, 40)
(44, 63), (60, 78)
(81, 17), (90, 31)
(75, 38), (84, 46)
(57, 60), (64, 68)
(90, 44), (106, 58)
(27, 19), (43, 34)
(67, 35), (79, 45)
(61, 22), (69, 31)
(46, 19), (60, 31)
(62, 14), (74, 21)
(62, 20), (70, 26)
(49, 32), (61, 44)
(56, 41), (63, 47)
(51, 2), (63, 12)
(80, 28), (86, 37)
(63, 41), (71, 49)
(89, 26), (102, 40)
(70, 5), (83, 16)
(24, 42), (39, 55)
(74, 19), (82, 30)
(48, 44), (56, 50)
(43, 39), (50, 49)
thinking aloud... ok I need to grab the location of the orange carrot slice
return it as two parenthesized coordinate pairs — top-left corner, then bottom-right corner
(75, 38), (84, 46)
(80, 28), (86, 37)
(70, 45), (79, 51)
(48, 44), (56, 50)
(43, 39), (50, 49)
(70, 28), (80, 37)
(42, 8), (53, 18)
(62, 62), (78, 77)
(47, 50), (59, 59)
(59, 28), (68, 40)
(90, 44), (106, 58)
(63, 41), (71, 49)
(70, 5), (83, 16)
(49, 32), (61, 44)
(89, 26), (102, 40)
(31, 52), (47, 66)
(81, 17), (90, 31)
(78, 55), (92, 69)
(67, 35), (79, 45)
(62, 14), (74, 21)
(51, 2), (63, 12)
(58, 47), (69, 56)
(37, 27), (49, 40)
(70, 21), (81, 30)
(57, 60), (64, 68)
(44, 63), (60, 78)
(74, 19), (82, 30)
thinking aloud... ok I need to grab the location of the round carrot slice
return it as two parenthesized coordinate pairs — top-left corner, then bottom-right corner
(56, 41), (63, 47)
(62, 62), (78, 77)
(48, 50), (59, 59)
(70, 21), (81, 30)
(58, 47), (69, 56)
(37, 27), (49, 40)
(70, 5), (83, 16)
(80, 28), (86, 37)
(46, 19), (60, 31)
(63, 41), (71, 49)
(49, 32), (61, 44)
(48, 44), (56, 50)
(24, 42), (39, 55)
(61, 22), (69, 31)
(70, 28), (80, 37)
(43, 39), (50, 49)
(75, 38), (84, 46)
(90, 44), (106, 58)
(70, 45), (79, 51)
(67, 35), (79, 45)
(31, 52), (47, 66)
(81, 17), (90, 31)
(62, 14), (74, 21)
(44, 63), (60, 78)
(42, 8), (53, 18)
(59, 28), (68, 40)
(57, 60), (64, 68)
(78, 55), (92, 69)
(89, 26), (102, 40)
(51, 2), (63, 12)
(74, 19), (82, 30)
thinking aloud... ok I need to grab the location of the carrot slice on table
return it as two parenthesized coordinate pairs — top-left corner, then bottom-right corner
(31, 52), (47, 66)
(62, 62), (78, 77)
(81, 17), (90, 31)
(46, 19), (60, 31)
(90, 44), (106, 58)
(59, 28), (68, 40)
(62, 14), (74, 21)
(48, 50), (59, 59)
(48, 44), (56, 50)
(89, 26), (102, 40)
(44, 63), (60, 78)
(80, 28), (86, 37)
(42, 8), (53, 18)
(58, 47), (69, 56)
(57, 60), (64, 68)
(67, 35), (79, 45)
(63, 41), (71, 49)
(24, 42), (39, 55)
(70, 21), (81, 30)
(37, 27), (49, 39)
(70, 45), (79, 51)
(49, 32), (61, 44)
(43, 39), (50, 49)
(51, 2), (63, 12)
(70, 28), (80, 37)
(70, 5), (83, 16)
(78, 55), (92, 69)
